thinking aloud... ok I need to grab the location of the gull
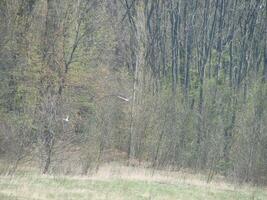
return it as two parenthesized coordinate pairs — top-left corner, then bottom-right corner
(117, 95), (130, 102)
(63, 115), (69, 122)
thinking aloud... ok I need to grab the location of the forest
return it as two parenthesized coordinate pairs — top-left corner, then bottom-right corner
(0, 0), (266, 192)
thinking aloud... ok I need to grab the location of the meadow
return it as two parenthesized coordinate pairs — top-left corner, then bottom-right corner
(0, 165), (266, 200)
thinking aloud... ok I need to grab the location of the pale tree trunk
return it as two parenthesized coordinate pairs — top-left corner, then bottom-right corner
(128, 2), (146, 161)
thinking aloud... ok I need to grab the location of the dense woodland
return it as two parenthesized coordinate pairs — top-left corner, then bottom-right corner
(0, 0), (266, 185)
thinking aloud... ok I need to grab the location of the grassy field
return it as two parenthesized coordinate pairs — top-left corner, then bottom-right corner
(0, 165), (266, 200)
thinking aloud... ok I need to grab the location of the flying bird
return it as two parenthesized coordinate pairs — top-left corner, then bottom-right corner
(117, 95), (130, 102)
(63, 115), (69, 122)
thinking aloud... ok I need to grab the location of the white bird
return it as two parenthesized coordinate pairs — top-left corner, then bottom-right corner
(117, 95), (130, 102)
(63, 115), (69, 122)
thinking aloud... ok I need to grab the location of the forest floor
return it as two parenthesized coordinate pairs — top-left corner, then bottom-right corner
(0, 164), (266, 200)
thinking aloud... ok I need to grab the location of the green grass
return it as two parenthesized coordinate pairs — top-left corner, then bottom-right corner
(0, 173), (266, 200)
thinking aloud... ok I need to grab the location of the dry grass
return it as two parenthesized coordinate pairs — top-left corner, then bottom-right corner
(87, 164), (264, 191)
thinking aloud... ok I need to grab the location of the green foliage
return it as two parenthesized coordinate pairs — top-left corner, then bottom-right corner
(0, 0), (266, 186)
